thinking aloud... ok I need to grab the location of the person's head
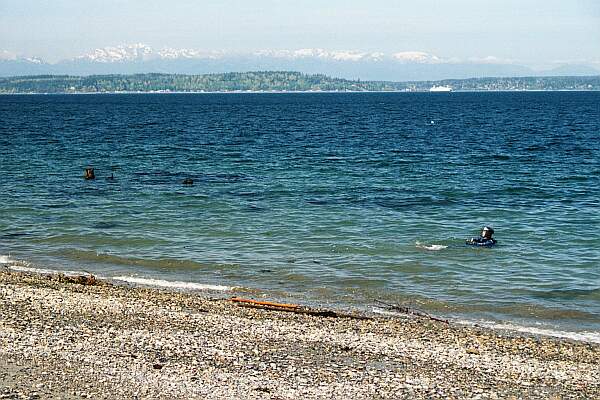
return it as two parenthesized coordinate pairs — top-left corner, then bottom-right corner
(481, 226), (494, 239)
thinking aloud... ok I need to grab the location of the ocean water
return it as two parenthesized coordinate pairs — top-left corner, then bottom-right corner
(1, 92), (599, 340)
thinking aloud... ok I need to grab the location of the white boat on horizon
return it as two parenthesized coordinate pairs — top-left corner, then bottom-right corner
(429, 85), (453, 92)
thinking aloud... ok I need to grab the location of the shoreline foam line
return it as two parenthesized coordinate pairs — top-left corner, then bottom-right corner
(456, 319), (600, 345)
(373, 308), (600, 344)
(3, 254), (597, 343)
(2, 256), (100, 278)
(1, 256), (232, 293)
(0, 254), (14, 265)
(7, 264), (93, 277)
(111, 276), (232, 292)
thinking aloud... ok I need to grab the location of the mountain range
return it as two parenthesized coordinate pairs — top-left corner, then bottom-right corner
(1, 44), (599, 81)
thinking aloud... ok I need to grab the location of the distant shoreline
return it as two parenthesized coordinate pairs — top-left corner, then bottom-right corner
(1, 71), (599, 94)
(2, 89), (600, 95)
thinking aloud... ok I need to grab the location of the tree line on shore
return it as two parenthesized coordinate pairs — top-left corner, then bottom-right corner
(0, 71), (599, 93)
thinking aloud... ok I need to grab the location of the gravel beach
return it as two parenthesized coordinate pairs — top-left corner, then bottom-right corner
(0, 269), (598, 399)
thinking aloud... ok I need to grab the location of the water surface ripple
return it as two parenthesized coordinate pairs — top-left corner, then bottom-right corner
(1, 92), (599, 336)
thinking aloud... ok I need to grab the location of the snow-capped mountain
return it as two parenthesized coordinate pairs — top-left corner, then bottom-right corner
(0, 50), (18, 61)
(253, 49), (386, 62)
(157, 48), (224, 60)
(73, 44), (418, 64)
(75, 43), (154, 63)
(72, 43), (225, 63)
(0, 51), (50, 76)
(72, 44), (456, 65)
(392, 51), (442, 64)
(0, 50), (44, 64)
(1, 44), (599, 80)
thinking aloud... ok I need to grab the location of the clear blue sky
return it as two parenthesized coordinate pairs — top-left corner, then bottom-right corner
(1, 0), (599, 66)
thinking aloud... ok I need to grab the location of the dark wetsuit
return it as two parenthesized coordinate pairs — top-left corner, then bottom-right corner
(466, 237), (497, 247)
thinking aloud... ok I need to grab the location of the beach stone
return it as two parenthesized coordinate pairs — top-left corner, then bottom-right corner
(0, 269), (599, 400)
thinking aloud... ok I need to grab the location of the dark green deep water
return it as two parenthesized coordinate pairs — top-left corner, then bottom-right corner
(1, 92), (599, 340)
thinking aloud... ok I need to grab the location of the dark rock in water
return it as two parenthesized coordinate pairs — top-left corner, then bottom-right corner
(183, 178), (194, 185)
(84, 168), (95, 180)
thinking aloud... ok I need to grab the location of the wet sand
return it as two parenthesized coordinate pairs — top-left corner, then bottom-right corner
(0, 269), (598, 399)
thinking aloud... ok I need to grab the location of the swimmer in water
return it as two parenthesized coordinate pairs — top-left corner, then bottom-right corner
(466, 226), (497, 247)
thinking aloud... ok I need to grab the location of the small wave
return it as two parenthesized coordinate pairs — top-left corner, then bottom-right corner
(112, 276), (232, 292)
(525, 144), (547, 152)
(531, 287), (600, 301)
(54, 249), (220, 270)
(306, 198), (330, 205)
(2, 232), (28, 239)
(557, 175), (589, 182)
(93, 222), (120, 229)
(7, 263), (90, 277)
(1, 255), (37, 269)
(372, 307), (411, 318)
(415, 242), (448, 251)
(456, 319), (600, 344)
(2, 256), (232, 292)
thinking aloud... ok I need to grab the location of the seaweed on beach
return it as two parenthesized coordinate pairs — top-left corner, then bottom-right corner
(55, 273), (100, 286)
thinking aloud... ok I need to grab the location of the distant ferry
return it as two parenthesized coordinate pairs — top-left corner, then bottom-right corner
(429, 85), (453, 92)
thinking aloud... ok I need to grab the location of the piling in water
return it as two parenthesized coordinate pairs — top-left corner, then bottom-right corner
(84, 168), (95, 180)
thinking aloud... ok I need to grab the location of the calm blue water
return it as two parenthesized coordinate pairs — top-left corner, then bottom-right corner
(1, 92), (599, 338)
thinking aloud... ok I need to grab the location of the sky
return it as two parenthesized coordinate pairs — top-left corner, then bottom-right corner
(1, 0), (599, 67)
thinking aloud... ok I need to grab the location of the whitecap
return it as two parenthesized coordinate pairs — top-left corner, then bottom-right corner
(415, 241), (448, 251)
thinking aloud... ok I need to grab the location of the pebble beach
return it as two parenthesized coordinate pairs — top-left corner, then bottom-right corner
(0, 269), (598, 399)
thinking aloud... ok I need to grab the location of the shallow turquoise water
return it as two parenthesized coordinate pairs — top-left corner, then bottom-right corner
(0, 92), (599, 337)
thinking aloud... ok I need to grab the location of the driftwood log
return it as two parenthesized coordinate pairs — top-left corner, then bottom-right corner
(229, 297), (371, 320)
(375, 300), (449, 324)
